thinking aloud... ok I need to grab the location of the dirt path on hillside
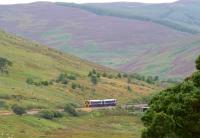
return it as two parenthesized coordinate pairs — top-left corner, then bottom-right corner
(0, 104), (145, 116)
(0, 109), (42, 116)
(0, 110), (14, 116)
(0, 107), (115, 116)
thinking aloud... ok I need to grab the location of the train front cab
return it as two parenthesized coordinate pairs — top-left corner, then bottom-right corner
(85, 100), (90, 108)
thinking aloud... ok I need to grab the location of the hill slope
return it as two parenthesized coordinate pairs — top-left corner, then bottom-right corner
(65, 0), (200, 34)
(0, 30), (158, 138)
(0, 30), (156, 110)
(0, 2), (193, 78)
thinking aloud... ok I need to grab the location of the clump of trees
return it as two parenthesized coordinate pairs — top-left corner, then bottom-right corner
(26, 73), (78, 87)
(26, 78), (53, 86)
(141, 55), (200, 138)
(129, 73), (159, 84)
(0, 57), (12, 74)
(56, 73), (77, 84)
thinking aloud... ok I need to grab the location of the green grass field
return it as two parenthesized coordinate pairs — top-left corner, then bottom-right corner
(0, 112), (143, 138)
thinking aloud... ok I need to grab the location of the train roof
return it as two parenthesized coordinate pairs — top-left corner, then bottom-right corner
(87, 99), (116, 102)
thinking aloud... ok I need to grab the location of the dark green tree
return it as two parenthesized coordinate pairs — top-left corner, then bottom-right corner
(196, 55), (200, 70)
(142, 55), (200, 138)
(142, 112), (176, 138)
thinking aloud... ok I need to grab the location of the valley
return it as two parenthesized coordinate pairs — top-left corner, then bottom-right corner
(0, 1), (199, 78)
(0, 1), (200, 137)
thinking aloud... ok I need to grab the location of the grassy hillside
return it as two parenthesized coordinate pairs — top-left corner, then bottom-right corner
(0, 30), (156, 110)
(0, 2), (192, 78)
(0, 30), (155, 138)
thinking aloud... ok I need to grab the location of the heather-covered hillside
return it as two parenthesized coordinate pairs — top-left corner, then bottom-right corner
(0, 1), (199, 78)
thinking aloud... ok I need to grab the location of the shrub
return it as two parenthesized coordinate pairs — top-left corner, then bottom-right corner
(100, 107), (129, 116)
(0, 57), (12, 74)
(102, 72), (107, 77)
(71, 82), (77, 89)
(117, 73), (122, 78)
(26, 78), (34, 84)
(88, 71), (92, 77)
(0, 100), (7, 109)
(92, 69), (96, 74)
(91, 75), (98, 85)
(57, 73), (68, 84)
(127, 86), (132, 92)
(52, 111), (63, 118)
(154, 76), (159, 81)
(64, 104), (78, 116)
(11, 105), (26, 115)
(39, 110), (63, 120)
(39, 110), (54, 120)
(97, 73), (101, 78)
(108, 75), (114, 79)
(146, 76), (154, 84)
(128, 77), (131, 83)
(41, 81), (49, 86)
(67, 75), (76, 80)
(123, 73), (128, 78)
(62, 79), (68, 85)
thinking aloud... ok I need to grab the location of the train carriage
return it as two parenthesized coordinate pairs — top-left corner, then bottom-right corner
(85, 99), (117, 107)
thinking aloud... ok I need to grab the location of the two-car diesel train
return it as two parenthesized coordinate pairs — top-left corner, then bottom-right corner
(85, 99), (117, 107)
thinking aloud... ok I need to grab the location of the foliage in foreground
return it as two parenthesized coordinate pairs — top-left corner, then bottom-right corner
(142, 55), (200, 138)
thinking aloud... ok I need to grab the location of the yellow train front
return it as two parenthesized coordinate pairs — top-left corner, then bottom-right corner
(85, 99), (117, 108)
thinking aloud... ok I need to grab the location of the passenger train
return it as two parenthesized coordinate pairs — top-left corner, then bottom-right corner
(85, 99), (117, 107)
